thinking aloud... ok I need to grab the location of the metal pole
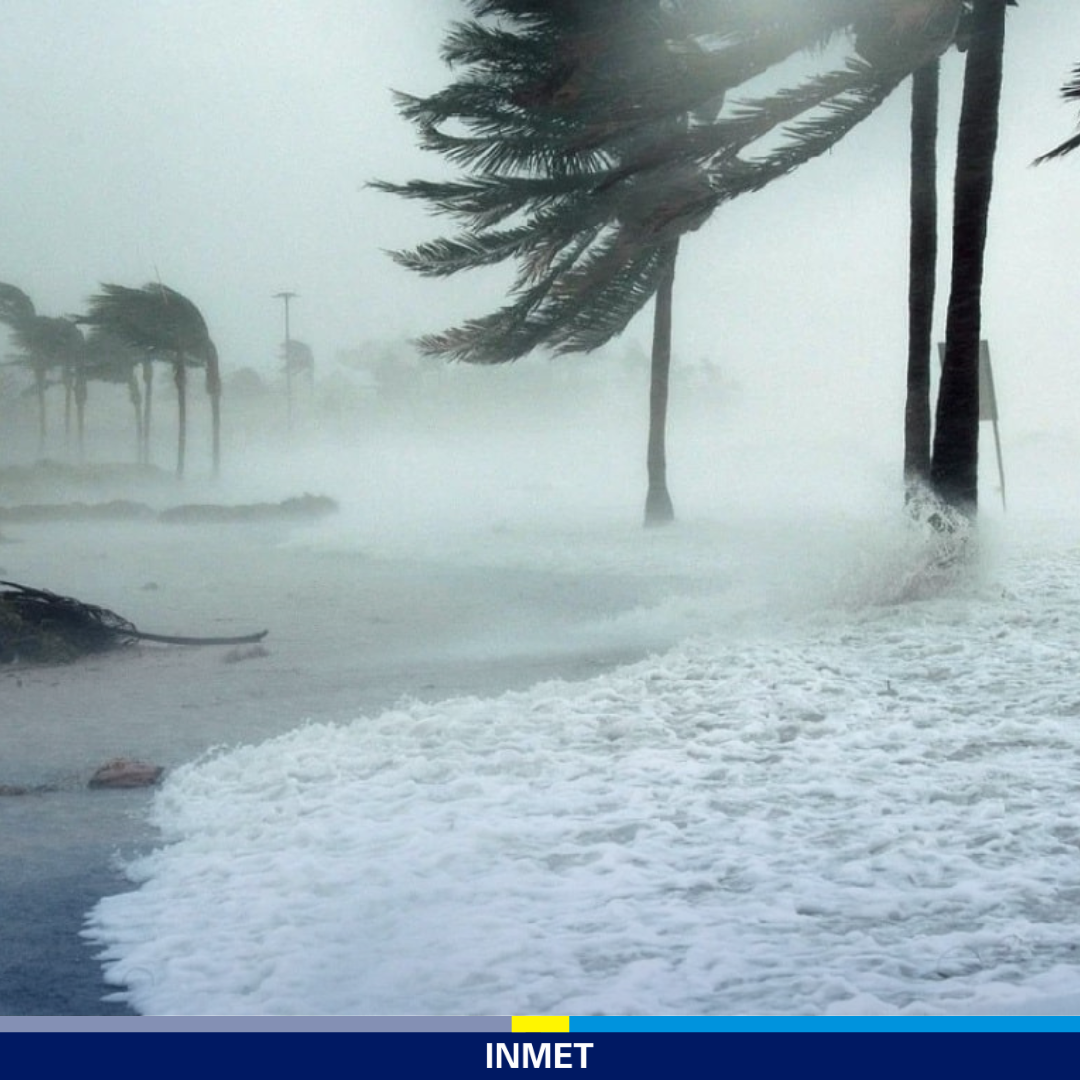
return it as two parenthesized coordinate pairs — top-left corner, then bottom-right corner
(273, 291), (298, 431)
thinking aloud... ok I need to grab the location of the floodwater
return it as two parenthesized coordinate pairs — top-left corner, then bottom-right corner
(1, 519), (679, 1015)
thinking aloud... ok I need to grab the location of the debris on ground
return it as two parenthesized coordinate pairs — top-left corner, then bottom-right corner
(0, 580), (268, 664)
(88, 759), (165, 790)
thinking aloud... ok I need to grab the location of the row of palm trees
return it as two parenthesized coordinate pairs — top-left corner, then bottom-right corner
(377, 0), (1022, 528)
(0, 281), (220, 478)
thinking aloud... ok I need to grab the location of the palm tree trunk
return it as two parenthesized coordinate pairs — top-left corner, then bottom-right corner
(35, 364), (47, 457)
(905, 59), (939, 496)
(128, 370), (144, 464)
(142, 360), (153, 465)
(63, 366), (73, 454)
(75, 365), (87, 465)
(174, 355), (187, 479)
(210, 393), (221, 477)
(644, 241), (678, 528)
(205, 344), (222, 478)
(930, 0), (1008, 515)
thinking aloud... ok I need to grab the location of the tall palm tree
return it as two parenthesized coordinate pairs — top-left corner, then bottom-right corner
(377, 1), (951, 524)
(80, 283), (221, 478)
(930, 0), (1012, 514)
(905, 58), (941, 495)
(0, 282), (84, 457)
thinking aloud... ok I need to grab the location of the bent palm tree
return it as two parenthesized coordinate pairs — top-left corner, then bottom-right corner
(378, 1), (966, 524)
(0, 282), (84, 457)
(80, 283), (221, 478)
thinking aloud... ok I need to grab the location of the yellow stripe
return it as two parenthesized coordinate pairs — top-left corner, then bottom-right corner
(512, 1015), (570, 1032)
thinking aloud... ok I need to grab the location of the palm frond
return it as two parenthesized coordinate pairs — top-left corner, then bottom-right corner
(0, 282), (37, 331)
(378, 0), (927, 368)
(1034, 63), (1080, 165)
(0, 581), (268, 665)
(708, 69), (906, 205)
(80, 282), (215, 365)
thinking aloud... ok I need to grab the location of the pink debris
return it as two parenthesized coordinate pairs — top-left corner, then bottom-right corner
(88, 759), (164, 789)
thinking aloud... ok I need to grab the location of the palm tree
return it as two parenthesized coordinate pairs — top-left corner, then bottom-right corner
(377, 1), (952, 524)
(1035, 62), (1080, 164)
(82, 329), (148, 463)
(930, 0), (1012, 514)
(645, 240), (678, 525)
(0, 282), (84, 457)
(905, 58), (941, 496)
(80, 283), (221, 478)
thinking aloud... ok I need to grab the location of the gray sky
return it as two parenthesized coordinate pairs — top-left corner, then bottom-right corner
(2, 1), (1080, 447)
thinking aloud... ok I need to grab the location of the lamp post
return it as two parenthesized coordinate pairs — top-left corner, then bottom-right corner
(273, 291), (298, 431)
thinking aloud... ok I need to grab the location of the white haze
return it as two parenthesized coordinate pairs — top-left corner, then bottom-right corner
(3, 355), (1080, 1013)
(1, 0), (1080, 439)
(43, 381), (1080, 1016)
(2, 0), (1080, 1018)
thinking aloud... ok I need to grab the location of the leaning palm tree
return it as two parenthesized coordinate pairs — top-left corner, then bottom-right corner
(79, 283), (221, 478)
(0, 282), (84, 457)
(377, 1), (952, 525)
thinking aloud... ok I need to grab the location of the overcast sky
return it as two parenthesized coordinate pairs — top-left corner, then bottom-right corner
(2, 1), (1080, 448)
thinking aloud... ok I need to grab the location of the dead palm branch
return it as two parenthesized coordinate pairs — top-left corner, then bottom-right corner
(0, 581), (267, 665)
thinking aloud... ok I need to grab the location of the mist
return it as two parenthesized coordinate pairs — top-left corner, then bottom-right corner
(6, 1), (1080, 1018)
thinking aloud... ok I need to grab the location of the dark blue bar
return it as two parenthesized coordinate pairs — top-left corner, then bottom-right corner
(2, 1031), (1063, 1080)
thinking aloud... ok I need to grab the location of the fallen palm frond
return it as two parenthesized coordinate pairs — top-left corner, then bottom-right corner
(0, 581), (268, 664)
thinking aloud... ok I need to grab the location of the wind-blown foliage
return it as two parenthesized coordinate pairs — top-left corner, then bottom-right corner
(377, 1), (976, 527)
(81, 283), (214, 363)
(1035, 62), (1080, 164)
(0, 281), (85, 454)
(79, 283), (222, 477)
(376, 1), (963, 365)
(82, 328), (150, 463)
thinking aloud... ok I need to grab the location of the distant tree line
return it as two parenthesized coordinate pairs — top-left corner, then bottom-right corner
(0, 281), (220, 478)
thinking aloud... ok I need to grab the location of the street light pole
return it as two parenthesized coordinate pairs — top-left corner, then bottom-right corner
(273, 291), (298, 431)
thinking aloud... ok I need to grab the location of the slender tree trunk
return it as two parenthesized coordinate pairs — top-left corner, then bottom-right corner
(63, 366), (73, 455)
(210, 393), (221, 477)
(644, 241), (678, 528)
(905, 59), (939, 496)
(142, 360), (153, 465)
(930, 0), (1007, 515)
(128, 370), (144, 464)
(35, 364), (46, 457)
(75, 365), (87, 465)
(174, 355), (187, 479)
(205, 344), (222, 478)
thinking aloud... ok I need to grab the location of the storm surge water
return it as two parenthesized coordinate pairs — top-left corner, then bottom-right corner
(77, 372), (1080, 1015)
